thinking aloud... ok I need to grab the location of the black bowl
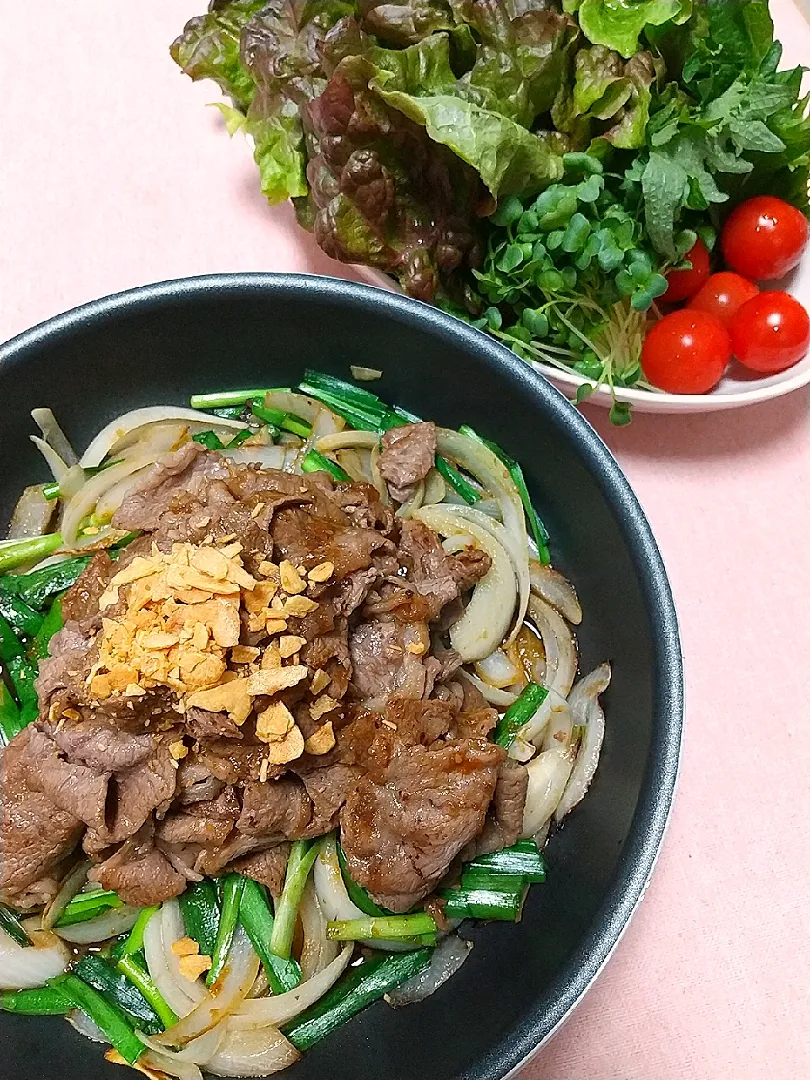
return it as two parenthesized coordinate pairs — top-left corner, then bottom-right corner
(0, 274), (682, 1080)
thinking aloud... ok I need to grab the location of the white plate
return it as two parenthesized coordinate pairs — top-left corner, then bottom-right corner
(355, 0), (810, 415)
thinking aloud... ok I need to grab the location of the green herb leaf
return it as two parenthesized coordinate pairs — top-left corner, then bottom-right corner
(609, 399), (633, 426)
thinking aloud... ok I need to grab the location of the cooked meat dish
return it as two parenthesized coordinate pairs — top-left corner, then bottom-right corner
(0, 374), (610, 1078)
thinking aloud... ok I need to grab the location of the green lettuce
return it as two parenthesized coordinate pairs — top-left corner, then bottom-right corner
(361, 31), (566, 197)
(552, 44), (659, 151)
(571, 0), (691, 59)
(170, 0), (267, 107)
(450, 1), (579, 127)
(373, 85), (565, 197)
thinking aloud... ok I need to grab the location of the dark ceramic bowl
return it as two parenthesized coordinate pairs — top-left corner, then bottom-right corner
(0, 274), (682, 1080)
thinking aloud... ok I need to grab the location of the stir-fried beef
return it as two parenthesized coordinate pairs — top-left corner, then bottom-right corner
(24, 726), (110, 832)
(334, 567), (381, 617)
(238, 777), (313, 840)
(0, 727), (82, 908)
(186, 707), (244, 741)
(398, 520), (491, 618)
(156, 787), (239, 848)
(35, 623), (94, 706)
(61, 551), (115, 625)
(340, 739), (504, 911)
(48, 720), (158, 772)
(379, 422), (437, 502)
(349, 618), (432, 703)
(330, 483), (394, 534)
(466, 760), (529, 858)
(112, 442), (230, 532)
(229, 843), (291, 898)
(0, 447), (527, 913)
(92, 823), (186, 906)
(272, 507), (393, 579)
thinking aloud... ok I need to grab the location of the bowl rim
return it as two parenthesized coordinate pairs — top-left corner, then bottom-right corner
(0, 272), (684, 1079)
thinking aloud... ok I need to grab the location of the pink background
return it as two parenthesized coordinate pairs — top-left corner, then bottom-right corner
(2, 3), (809, 1077)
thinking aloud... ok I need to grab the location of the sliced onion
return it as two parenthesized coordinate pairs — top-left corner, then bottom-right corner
(335, 448), (372, 484)
(68, 1009), (108, 1044)
(231, 945), (353, 1030)
(313, 835), (364, 923)
(162, 901), (207, 1005)
(299, 880), (339, 980)
(529, 560), (582, 625)
(395, 480), (425, 519)
(435, 429), (528, 639)
(113, 421), (192, 463)
(303, 405), (345, 457)
(474, 648), (520, 689)
(368, 439), (388, 501)
(220, 446), (288, 470)
(459, 670), (518, 707)
(62, 457), (160, 548)
(350, 366), (382, 381)
(414, 506), (514, 662)
(264, 391), (329, 427)
(532, 820), (551, 850)
(386, 936), (472, 1007)
(31, 436), (72, 484)
(7, 485), (56, 539)
(32, 408), (78, 466)
(315, 431), (379, 452)
(422, 468), (446, 506)
(0, 925), (70, 989)
(527, 595), (577, 698)
(155, 924), (259, 1046)
(144, 906), (198, 1018)
(424, 503), (529, 642)
(54, 905), (140, 944)
(43, 860), (90, 930)
(204, 1024), (300, 1076)
(140, 1048), (204, 1080)
(138, 1026), (225, 1066)
(555, 663), (611, 823)
(521, 744), (576, 838)
(80, 408), (245, 469)
(313, 836), (410, 952)
(95, 469), (151, 521)
(508, 690), (570, 762)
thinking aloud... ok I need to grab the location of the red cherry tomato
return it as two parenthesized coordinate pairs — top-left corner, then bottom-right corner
(641, 310), (731, 394)
(688, 272), (760, 328)
(729, 291), (810, 374)
(721, 196), (808, 281)
(663, 238), (710, 303)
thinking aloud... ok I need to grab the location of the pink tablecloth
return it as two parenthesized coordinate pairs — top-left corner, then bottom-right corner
(2, 4), (809, 1077)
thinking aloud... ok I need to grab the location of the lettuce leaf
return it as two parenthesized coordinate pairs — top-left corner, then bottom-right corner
(450, 0), (579, 127)
(362, 0), (457, 46)
(551, 44), (659, 152)
(306, 53), (486, 298)
(373, 85), (565, 197)
(170, 0), (268, 107)
(574, 0), (691, 59)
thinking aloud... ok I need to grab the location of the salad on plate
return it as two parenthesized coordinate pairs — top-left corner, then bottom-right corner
(171, 0), (809, 418)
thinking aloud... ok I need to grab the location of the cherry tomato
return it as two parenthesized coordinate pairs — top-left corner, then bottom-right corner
(641, 310), (731, 394)
(729, 291), (810, 374)
(663, 238), (710, 303)
(688, 272), (760, 328)
(721, 196), (808, 281)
